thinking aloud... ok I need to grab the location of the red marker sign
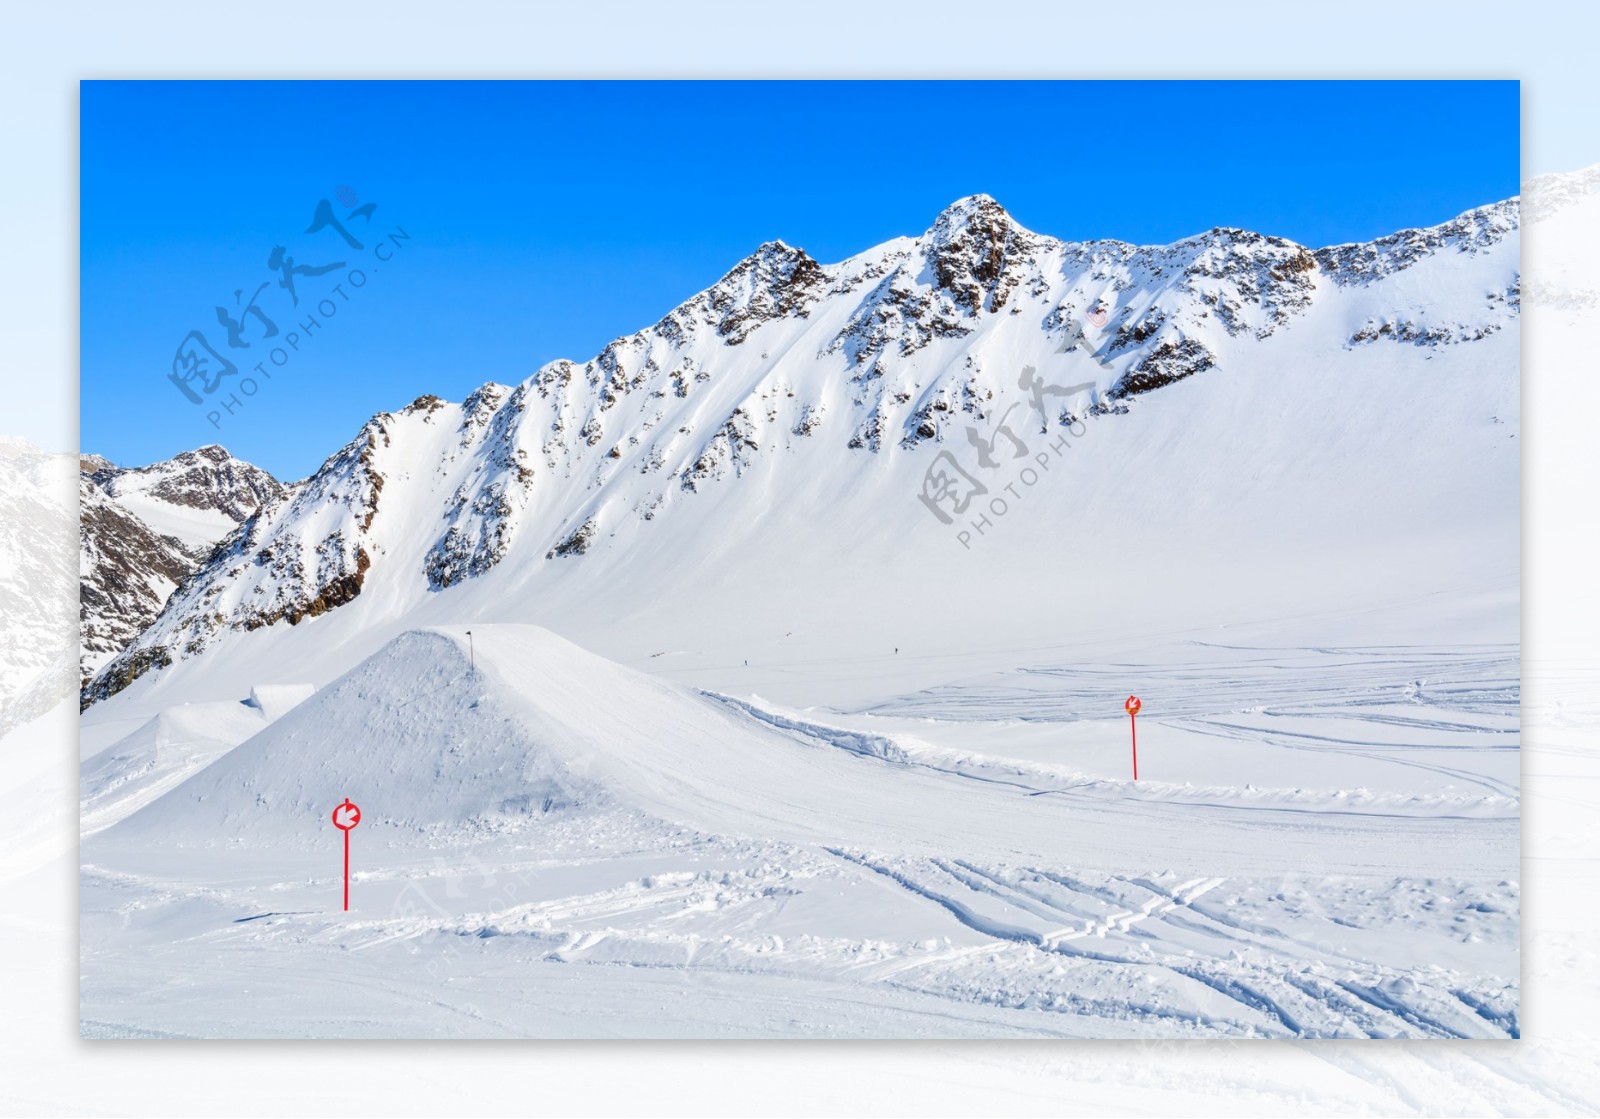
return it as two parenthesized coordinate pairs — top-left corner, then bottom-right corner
(1124, 695), (1142, 780)
(332, 798), (361, 911)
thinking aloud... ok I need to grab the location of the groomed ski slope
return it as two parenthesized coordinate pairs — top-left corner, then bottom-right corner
(82, 625), (1519, 1039)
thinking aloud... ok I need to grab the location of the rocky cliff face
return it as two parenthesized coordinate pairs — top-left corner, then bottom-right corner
(79, 445), (283, 689)
(79, 478), (199, 686)
(83, 193), (1521, 706)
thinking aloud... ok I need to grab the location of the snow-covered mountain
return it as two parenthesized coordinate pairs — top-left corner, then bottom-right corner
(83, 194), (1520, 708)
(0, 438), (76, 736)
(84, 444), (284, 551)
(79, 445), (282, 688)
(79, 187), (1529, 1042)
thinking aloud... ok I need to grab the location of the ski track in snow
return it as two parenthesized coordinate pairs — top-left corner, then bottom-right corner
(79, 625), (1519, 1040)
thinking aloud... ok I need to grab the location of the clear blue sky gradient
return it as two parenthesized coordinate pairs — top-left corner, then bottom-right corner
(81, 80), (1520, 480)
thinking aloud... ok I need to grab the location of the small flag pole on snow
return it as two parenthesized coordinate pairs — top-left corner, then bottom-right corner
(1125, 695), (1142, 780)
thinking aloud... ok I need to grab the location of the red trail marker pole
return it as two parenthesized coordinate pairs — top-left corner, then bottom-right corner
(1124, 695), (1142, 780)
(332, 798), (362, 911)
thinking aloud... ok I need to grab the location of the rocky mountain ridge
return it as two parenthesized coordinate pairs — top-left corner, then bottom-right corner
(83, 193), (1522, 707)
(79, 445), (283, 686)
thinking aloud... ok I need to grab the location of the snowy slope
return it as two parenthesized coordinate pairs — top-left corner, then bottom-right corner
(84, 625), (1518, 1039)
(79, 683), (314, 837)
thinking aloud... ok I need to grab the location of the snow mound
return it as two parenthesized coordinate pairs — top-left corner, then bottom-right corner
(97, 625), (868, 851)
(92, 625), (1517, 881)
(80, 698), (288, 837)
(97, 629), (595, 849)
(245, 683), (316, 721)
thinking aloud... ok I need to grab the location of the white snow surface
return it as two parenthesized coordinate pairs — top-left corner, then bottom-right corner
(80, 194), (1521, 1038)
(109, 490), (237, 553)
(82, 623), (1519, 1039)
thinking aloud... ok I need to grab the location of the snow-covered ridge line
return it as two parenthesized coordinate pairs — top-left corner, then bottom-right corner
(84, 192), (1521, 708)
(1311, 198), (1518, 285)
(1522, 164), (1600, 222)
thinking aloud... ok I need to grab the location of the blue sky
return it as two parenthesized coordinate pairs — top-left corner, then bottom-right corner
(81, 80), (1520, 480)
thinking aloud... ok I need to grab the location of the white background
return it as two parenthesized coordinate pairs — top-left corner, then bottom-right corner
(3, 2), (1598, 1114)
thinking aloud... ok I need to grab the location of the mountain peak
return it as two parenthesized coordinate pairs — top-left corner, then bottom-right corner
(922, 195), (1039, 314)
(695, 239), (828, 345)
(926, 194), (1014, 242)
(83, 185), (1524, 708)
